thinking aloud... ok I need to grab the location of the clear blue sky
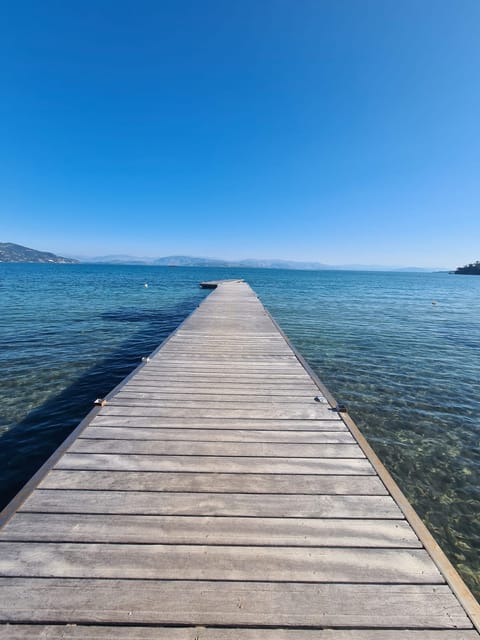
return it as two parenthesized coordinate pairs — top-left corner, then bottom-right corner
(1, 1), (479, 267)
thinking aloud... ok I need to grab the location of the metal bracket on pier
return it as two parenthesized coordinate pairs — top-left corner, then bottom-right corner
(333, 403), (347, 413)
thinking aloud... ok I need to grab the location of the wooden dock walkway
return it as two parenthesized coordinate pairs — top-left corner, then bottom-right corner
(0, 280), (479, 638)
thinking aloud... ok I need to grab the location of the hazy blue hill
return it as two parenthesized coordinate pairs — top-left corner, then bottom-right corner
(81, 255), (330, 269)
(77, 253), (439, 271)
(0, 243), (78, 264)
(82, 254), (156, 265)
(236, 258), (329, 270)
(154, 255), (231, 267)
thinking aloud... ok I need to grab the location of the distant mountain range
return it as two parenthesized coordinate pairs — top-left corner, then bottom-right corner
(81, 254), (334, 269)
(80, 254), (436, 272)
(1, 243), (441, 271)
(0, 242), (79, 264)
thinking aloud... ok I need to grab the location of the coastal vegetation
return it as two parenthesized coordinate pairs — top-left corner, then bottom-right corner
(454, 261), (480, 275)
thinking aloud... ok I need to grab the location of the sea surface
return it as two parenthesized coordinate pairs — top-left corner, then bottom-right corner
(1, 264), (479, 597)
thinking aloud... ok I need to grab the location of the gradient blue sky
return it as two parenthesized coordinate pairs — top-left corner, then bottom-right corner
(1, 1), (479, 267)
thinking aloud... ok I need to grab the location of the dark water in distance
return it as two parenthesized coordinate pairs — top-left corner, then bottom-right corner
(1, 264), (479, 597)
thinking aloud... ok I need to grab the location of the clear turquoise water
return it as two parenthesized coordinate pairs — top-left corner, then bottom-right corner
(1, 264), (479, 596)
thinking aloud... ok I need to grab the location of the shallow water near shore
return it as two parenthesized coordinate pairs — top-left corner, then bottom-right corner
(1, 263), (479, 598)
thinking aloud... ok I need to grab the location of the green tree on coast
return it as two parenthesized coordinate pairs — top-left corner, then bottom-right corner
(455, 261), (480, 274)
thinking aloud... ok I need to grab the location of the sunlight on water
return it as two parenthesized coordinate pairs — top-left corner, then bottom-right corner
(1, 264), (479, 597)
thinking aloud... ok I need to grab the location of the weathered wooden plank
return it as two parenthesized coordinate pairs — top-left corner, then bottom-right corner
(165, 344), (289, 350)
(145, 361), (303, 368)
(0, 627), (198, 639)
(179, 322), (274, 328)
(163, 338), (290, 343)
(127, 376), (318, 386)
(69, 439), (365, 459)
(129, 374), (315, 381)
(91, 415), (345, 430)
(129, 373), (314, 381)
(0, 627), (476, 640)
(124, 384), (319, 394)
(158, 357), (300, 362)
(127, 369), (308, 376)
(160, 341), (293, 346)
(155, 349), (295, 354)
(174, 331), (282, 335)
(164, 333), (285, 337)
(55, 453), (376, 475)
(172, 333), (285, 338)
(166, 335), (284, 338)
(130, 371), (312, 379)
(80, 426), (355, 444)
(100, 404), (337, 420)
(197, 632), (479, 640)
(115, 391), (321, 403)
(155, 358), (299, 364)
(158, 351), (296, 357)
(0, 543), (442, 583)
(123, 384), (321, 396)
(168, 333), (287, 339)
(162, 341), (293, 347)
(179, 322), (276, 328)
(129, 366), (311, 386)
(143, 371), (308, 380)
(1, 513), (417, 546)
(137, 358), (304, 364)
(0, 579), (471, 628)
(158, 357), (301, 362)
(169, 343), (289, 349)
(19, 490), (402, 518)
(159, 340), (291, 346)
(154, 355), (299, 361)
(168, 333), (279, 337)
(131, 369), (312, 376)
(107, 399), (327, 410)
(143, 348), (300, 355)
(38, 469), (387, 494)
(159, 352), (296, 357)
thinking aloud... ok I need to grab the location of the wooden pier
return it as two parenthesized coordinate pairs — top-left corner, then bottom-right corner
(0, 280), (478, 638)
